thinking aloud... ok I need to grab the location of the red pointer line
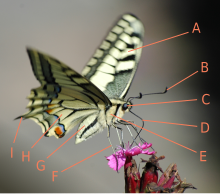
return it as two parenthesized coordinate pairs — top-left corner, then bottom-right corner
(111, 114), (197, 153)
(47, 125), (85, 159)
(61, 145), (112, 172)
(31, 114), (62, 149)
(128, 99), (197, 107)
(128, 32), (189, 52)
(143, 120), (197, 128)
(13, 117), (22, 143)
(167, 71), (198, 90)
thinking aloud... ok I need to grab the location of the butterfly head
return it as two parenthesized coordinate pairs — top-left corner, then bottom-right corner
(122, 101), (132, 112)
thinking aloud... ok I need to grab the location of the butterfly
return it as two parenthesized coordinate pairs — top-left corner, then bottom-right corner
(17, 13), (144, 144)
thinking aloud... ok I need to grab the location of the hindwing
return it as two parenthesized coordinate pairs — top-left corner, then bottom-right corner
(18, 49), (111, 139)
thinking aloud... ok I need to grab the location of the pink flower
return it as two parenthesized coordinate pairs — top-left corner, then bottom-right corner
(106, 142), (155, 171)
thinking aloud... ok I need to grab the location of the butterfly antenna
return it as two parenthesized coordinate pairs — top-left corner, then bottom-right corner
(127, 87), (167, 102)
(127, 87), (167, 149)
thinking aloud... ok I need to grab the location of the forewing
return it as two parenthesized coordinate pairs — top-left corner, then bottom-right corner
(82, 14), (144, 99)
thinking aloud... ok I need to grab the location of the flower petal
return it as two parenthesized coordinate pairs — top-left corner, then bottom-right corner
(106, 142), (154, 171)
(106, 154), (126, 171)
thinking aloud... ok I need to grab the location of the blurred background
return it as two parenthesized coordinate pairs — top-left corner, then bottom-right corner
(0, 0), (218, 193)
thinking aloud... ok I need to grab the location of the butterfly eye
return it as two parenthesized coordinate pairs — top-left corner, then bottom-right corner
(122, 103), (128, 111)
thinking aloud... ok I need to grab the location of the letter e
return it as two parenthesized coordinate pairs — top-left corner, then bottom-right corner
(200, 151), (206, 162)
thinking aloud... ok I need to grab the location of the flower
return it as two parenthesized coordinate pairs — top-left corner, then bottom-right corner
(124, 157), (141, 193)
(106, 142), (155, 171)
(140, 153), (165, 193)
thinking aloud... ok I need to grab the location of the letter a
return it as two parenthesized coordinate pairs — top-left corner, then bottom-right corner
(192, 22), (201, 33)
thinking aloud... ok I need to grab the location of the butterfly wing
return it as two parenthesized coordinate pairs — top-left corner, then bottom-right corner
(82, 13), (144, 99)
(18, 13), (145, 143)
(18, 48), (111, 139)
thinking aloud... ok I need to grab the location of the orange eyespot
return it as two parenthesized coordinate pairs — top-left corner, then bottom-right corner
(54, 126), (64, 138)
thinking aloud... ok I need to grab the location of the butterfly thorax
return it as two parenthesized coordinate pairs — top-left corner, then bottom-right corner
(106, 98), (131, 125)
(74, 98), (130, 144)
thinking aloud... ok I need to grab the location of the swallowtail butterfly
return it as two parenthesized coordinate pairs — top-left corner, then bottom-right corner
(17, 14), (144, 144)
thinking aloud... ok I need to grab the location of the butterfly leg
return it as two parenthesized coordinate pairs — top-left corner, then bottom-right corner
(116, 120), (139, 147)
(129, 123), (146, 144)
(117, 121), (155, 150)
(112, 123), (124, 148)
(129, 123), (154, 150)
(107, 125), (115, 152)
(107, 125), (119, 172)
(128, 123), (154, 151)
(117, 120), (146, 147)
